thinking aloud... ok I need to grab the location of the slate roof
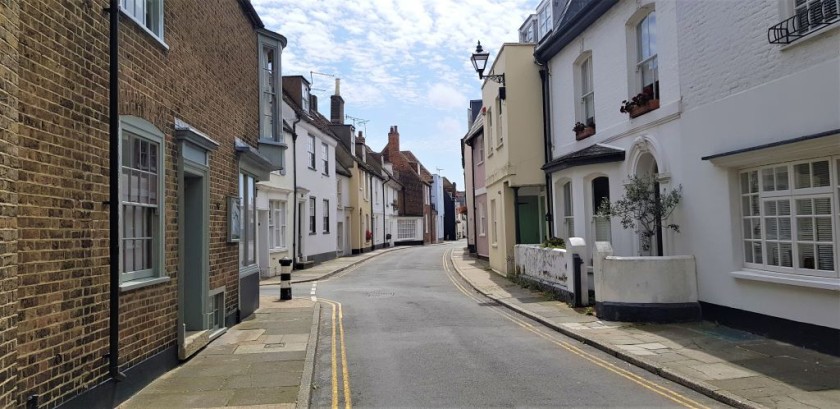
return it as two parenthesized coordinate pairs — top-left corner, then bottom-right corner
(541, 144), (625, 174)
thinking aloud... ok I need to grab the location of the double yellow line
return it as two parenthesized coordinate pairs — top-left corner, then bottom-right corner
(441, 250), (709, 409)
(319, 298), (352, 409)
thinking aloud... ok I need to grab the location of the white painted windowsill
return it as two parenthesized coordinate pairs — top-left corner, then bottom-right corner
(732, 270), (840, 291)
(120, 276), (170, 292)
(119, 9), (169, 51)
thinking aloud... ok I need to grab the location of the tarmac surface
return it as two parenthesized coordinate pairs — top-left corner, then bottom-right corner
(120, 241), (840, 409)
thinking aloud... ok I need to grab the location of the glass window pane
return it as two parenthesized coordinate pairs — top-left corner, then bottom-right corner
(744, 241), (753, 263)
(765, 201), (777, 216)
(743, 220), (752, 239)
(762, 169), (775, 192)
(794, 163), (811, 189)
(778, 200), (791, 215)
(814, 198), (831, 215)
(750, 196), (760, 216)
(779, 218), (792, 240)
(775, 167), (789, 190)
(742, 196), (750, 216)
(767, 242), (779, 266)
(797, 199), (813, 215)
(816, 217), (833, 241)
(751, 219), (762, 238)
(780, 243), (793, 267)
(799, 244), (816, 269)
(798, 217), (814, 240)
(740, 172), (749, 193)
(817, 245), (834, 270)
(750, 171), (759, 193)
(753, 242), (763, 264)
(766, 218), (778, 240)
(812, 161), (830, 187)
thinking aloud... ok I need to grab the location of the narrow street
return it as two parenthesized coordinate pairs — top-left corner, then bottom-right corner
(304, 242), (726, 408)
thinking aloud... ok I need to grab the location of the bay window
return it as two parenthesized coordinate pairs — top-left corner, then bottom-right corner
(740, 158), (838, 278)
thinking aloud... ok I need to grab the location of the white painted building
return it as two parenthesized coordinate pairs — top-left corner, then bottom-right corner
(283, 76), (339, 266)
(431, 174), (445, 242)
(535, 0), (839, 352)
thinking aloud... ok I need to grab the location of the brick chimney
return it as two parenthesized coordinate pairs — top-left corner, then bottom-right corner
(330, 78), (344, 124)
(355, 131), (366, 162)
(386, 125), (400, 157)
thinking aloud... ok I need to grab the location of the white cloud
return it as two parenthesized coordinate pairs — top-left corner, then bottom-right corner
(427, 84), (467, 111)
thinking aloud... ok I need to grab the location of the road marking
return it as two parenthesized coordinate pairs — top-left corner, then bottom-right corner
(441, 250), (708, 409)
(320, 298), (352, 409)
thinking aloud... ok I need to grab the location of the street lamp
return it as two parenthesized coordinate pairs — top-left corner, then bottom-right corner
(470, 41), (504, 85)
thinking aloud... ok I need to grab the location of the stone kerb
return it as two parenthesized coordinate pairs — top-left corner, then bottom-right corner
(594, 242), (701, 322)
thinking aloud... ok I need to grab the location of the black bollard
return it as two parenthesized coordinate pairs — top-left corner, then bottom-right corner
(279, 257), (293, 300)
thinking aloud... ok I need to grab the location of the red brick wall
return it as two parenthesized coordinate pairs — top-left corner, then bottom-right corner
(383, 128), (426, 217)
(0, 1), (20, 406)
(13, 0), (261, 407)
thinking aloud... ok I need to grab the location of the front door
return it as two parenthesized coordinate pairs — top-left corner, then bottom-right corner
(517, 196), (541, 244)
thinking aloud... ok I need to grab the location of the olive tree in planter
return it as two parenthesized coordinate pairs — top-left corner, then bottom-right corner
(596, 175), (682, 256)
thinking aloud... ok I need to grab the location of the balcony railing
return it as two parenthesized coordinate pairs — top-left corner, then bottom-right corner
(768, 0), (839, 44)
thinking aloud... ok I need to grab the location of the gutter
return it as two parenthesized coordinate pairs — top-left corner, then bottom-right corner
(106, 0), (126, 383)
(538, 66), (554, 239)
(291, 117), (301, 262)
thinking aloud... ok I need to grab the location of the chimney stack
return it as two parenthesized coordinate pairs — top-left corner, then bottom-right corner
(388, 125), (399, 152)
(310, 94), (318, 114)
(330, 78), (344, 124)
(355, 131), (366, 163)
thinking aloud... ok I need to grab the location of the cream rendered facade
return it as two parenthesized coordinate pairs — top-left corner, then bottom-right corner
(482, 43), (546, 275)
(349, 157), (374, 254)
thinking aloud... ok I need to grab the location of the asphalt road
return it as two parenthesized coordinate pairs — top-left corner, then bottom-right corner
(299, 242), (728, 408)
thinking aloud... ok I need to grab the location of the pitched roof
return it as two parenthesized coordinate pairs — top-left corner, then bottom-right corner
(542, 143), (625, 174)
(282, 90), (338, 141)
(401, 150), (433, 183)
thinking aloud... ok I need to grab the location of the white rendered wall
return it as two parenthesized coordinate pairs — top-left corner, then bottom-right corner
(295, 121), (338, 260)
(676, 0), (840, 329)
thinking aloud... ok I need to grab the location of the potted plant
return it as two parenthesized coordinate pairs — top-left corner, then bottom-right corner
(573, 118), (596, 140)
(619, 92), (659, 118)
(596, 175), (681, 255)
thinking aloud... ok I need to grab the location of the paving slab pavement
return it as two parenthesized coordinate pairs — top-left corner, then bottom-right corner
(449, 247), (840, 409)
(120, 245), (407, 408)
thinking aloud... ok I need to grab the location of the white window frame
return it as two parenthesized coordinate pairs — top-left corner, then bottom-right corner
(119, 117), (165, 285)
(309, 197), (316, 234)
(740, 157), (838, 278)
(323, 199), (330, 233)
(477, 135), (485, 164)
(308, 135), (316, 169)
(562, 181), (574, 239)
(302, 83), (311, 113)
(239, 173), (257, 269)
(537, 0), (553, 40)
(478, 202), (486, 237)
(486, 109), (494, 156)
(321, 142), (329, 175)
(635, 10), (659, 100)
(120, 0), (164, 42)
(791, 0), (840, 35)
(269, 200), (287, 250)
(491, 199), (498, 245)
(496, 97), (503, 147)
(259, 35), (283, 143)
(577, 55), (595, 125)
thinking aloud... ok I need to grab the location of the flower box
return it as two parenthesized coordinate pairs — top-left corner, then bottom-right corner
(574, 126), (596, 140)
(626, 98), (659, 118)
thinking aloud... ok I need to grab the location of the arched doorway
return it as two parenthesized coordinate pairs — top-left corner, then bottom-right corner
(636, 153), (663, 256)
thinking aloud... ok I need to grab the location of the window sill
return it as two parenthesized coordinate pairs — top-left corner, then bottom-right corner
(239, 265), (260, 278)
(269, 247), (289, 254)
(119, 9), (169, 51)
(258, 138), (288, 148)
(780, 22), (840, 51)
(120, 276), (170, 292)
(308, 166), (317, 171)
(309, 232), (317, 236)
(732, 269), (840, 291)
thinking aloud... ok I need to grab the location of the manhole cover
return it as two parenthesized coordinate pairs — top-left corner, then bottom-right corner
(367, 291), (395, 298)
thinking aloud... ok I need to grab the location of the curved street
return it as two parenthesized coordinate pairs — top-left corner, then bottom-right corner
(304, 242), (726, 408)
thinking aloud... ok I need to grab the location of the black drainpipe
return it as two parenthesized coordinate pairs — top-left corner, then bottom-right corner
(106, 0), (126, 383)
(382, 175), (390, 247)
(291, 117), (301, 262)
(538, 65), (554, 239)
(466, 139), (478, 254)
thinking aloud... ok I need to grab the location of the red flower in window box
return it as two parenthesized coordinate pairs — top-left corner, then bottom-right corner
(365, 230), (372, 242)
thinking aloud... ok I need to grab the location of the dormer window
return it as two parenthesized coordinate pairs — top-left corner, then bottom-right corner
(537, 0), (553, 40)
(302, 84), (311, 113)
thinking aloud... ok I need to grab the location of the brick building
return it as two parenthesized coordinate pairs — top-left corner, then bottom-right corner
(381, 126), (434, 244)
(1, 0), (285, 407)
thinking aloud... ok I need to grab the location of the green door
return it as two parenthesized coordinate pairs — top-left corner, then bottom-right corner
(517, 195), (541, 244)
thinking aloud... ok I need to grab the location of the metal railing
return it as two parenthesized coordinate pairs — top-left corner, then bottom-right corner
(768, 0), (839, 44)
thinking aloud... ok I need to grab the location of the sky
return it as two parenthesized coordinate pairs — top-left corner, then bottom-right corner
(252, 0), (539, 189)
